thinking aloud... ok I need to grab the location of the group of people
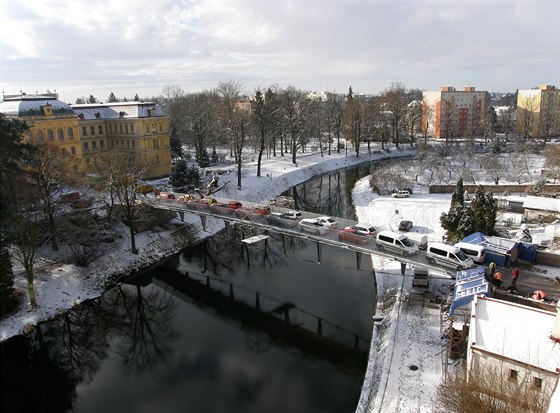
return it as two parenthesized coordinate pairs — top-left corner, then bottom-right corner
(487, 262), (518, 290)
(486, 262), (548, 301)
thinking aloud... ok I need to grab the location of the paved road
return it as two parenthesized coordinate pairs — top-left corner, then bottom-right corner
(493, 263), (560, 302)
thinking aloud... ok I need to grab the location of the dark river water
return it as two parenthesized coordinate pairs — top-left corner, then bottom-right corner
(1, 161), (389, 413)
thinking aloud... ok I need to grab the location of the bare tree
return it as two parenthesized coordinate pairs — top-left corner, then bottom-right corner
(383, 82), (408, 149)
(518, 94), (539, 141)
(279, 86), (313, 164)
(25, 141), (83, 251)
(480, 153), (503, 184)
(10, 212), (44, 307)
(325, 92), (344, 154)
(251, 87), (279, 176)
(93, 150), (147, 254)
(543, 144), (560, 182)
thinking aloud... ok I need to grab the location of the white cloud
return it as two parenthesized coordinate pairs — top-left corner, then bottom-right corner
(1, 0), (558, 101)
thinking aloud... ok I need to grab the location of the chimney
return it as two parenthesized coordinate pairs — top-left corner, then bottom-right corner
(551, 301), (560, 343)
(464, 86), (475, 92)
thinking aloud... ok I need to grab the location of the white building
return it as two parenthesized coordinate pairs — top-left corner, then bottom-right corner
(468, 296), (560, 410)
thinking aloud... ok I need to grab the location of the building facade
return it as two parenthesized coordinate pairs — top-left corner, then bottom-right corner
(517, 85), (560, 139)
(423, 86), (490, 139)
(0, 93), (171, 178)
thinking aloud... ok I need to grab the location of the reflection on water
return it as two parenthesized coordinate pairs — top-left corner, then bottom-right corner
(1, 231), (375, 413)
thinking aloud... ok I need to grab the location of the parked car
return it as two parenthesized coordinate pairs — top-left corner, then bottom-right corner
(159, 192), (176, 200)
(317, 216), (338, 228)
(343, 224), (377, 237)
(398, 220), (413, 232)
(391, 190), (410, 198)
(270, 210), (303, 221)
(426, 243), (475, 270)
(376, 230), (419, 256)
(299, 218), (329, 235)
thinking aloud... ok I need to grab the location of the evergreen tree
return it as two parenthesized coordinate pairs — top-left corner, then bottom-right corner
(457, 206), (475, 239)
(211, 146), (219, 164)
(170, 160), (201, 191)
(134, 94), (140, 101)
(440, 179), (466, 242)
(196, 148), (210, 168)
(471, 186), (498, 235)
(107, 92), (118, 102)
(169, 126), (183, 158)
(87, 95), (98, 104)
(0, 238), (17, 317)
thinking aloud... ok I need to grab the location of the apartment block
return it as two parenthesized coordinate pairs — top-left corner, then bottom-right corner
(423, 86), (490, 139)
(517, 85), (560, 139)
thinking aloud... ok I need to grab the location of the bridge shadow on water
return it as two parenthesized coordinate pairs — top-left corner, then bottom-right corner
(141, 266), (369, 377)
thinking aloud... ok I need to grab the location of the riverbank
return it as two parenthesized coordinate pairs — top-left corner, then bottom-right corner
(1, 144), (413, 342)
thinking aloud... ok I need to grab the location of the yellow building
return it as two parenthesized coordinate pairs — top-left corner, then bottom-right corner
(0, 93), (171, 179)
(517, 85), (560, 139)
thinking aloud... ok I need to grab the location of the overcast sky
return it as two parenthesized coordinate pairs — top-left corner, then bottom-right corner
(1, 0), (559, 103)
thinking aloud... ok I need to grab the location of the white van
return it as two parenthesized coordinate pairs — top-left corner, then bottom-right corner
(376, 231), (419, 256)
(454, 242), (486, 264)
(405, 232), (428, 250)
(426, 243), (475, 270)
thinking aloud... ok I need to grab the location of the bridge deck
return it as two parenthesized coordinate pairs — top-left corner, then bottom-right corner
(146, 196), (459, 276)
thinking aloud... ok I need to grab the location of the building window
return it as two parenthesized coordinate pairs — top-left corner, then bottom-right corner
(61, 148), (67, 155)
(90, 126), (95, 135)
(151, 122), (157, 133)
(127, 140), (130, 148)
(130, 124), (134, 133)
(47, 129), (54, 141)
(125, 125), (128, 134)
(84, 142), (89, 151)
(67, 128), (74, 140)
(159, 122), (162, 132)
(155, 154), (160, 165)
(509, 370), (518, 381)
(100, 141), (104, 148)
(37, 130), (44, 141)
(146, 124), (150, 133)
(120, 124), (123, 134)
(82, 126), (87, 136)
(98, 125), (103, 134)
(57, 128), (64, 141)
(533, 377), (543, 389)
(132, 140), (135, 149)
(71, 147), (76, 156)
(92, 141), (97, 150)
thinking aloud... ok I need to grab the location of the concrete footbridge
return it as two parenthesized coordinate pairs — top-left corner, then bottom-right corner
(145, 195), (456, 277)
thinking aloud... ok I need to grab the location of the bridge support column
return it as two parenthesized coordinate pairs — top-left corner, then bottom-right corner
(255, 293), (261, 311)
(316, 242), (322, 264)
(177, 211), (184, 222)
(401, 262), (407, 276)
(282, 234), (288, 256)
(356, 252), (362, 270)
(224, 221), (230, 237)
(200, 215), (207, 231)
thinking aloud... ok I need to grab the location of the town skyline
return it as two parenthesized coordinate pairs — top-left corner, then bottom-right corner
(1, 0), (559, 103)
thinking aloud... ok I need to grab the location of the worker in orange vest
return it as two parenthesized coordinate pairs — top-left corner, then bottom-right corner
(493, 271), (503, 288)
(531, 290), (547, 301)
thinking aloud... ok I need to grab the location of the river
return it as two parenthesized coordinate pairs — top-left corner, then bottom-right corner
(1, 161), (390, 413)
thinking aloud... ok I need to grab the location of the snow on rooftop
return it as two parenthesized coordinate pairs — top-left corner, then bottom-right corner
(471, 296), (560, 373)
(523, 196), (560, 213)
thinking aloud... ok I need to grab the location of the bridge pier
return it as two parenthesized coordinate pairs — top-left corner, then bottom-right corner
(356, 252), (362, 270)
(200, 215), (207, 231)
(177, 211), (185, 222)
(316, 242), (322, 264)
(282, 234), (288, 256)
(401, 262), (407, 276)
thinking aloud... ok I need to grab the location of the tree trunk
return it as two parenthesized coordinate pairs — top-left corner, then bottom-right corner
(129, 225), (138, 254)
(25, 268), (37, 307)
